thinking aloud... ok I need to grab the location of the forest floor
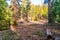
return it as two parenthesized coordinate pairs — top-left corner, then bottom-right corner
(0, 19), (60, 40)
(13, 19), (60, 40)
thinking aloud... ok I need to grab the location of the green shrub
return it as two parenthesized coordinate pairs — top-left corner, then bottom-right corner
(2, 30), (18, 40)
(33, 30), (44, 36)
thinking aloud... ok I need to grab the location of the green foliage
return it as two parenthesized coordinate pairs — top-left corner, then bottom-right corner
(0, 0), (8, 30)
(1, 30), (18, 40)
(50, 0), (60, 23)
(17, 6), (22, 18)
(15, 0), (48, 21)
(0, 0), (13, 30)
(56, 15), (60, 23)
(6, 7), (14, 25)
(33, 30), (44, 36)
(29, 4), (48, 21)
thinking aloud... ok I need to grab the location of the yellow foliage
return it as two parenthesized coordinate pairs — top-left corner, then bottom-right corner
(29, 4), (48, 21)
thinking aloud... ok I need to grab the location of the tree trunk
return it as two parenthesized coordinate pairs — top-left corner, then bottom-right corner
(13, 0), (17, 25)
(10, 0), (18, 31)
(48, 0), (55, 23)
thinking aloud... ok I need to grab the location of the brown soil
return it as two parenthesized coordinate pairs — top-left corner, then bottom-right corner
(12, 19), (60, 40)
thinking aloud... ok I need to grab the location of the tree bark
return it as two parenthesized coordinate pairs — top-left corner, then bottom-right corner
(48, 0), (55, 23)
(13, 0), (17, 25)
(10, 0), (18, 31)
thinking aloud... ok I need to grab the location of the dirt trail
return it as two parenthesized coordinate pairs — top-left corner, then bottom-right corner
(13, 19), (60, 40)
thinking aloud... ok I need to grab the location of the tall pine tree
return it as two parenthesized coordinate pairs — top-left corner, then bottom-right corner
(0, 0), (8, 30)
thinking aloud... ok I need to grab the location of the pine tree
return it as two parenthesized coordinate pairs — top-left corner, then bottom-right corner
(50, 0), (60, 23)
(48, 0), (53, 23)
(25, 0), (31, 21)
(0, 0), (9, 30)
